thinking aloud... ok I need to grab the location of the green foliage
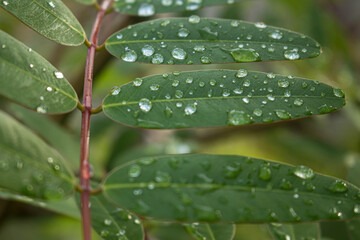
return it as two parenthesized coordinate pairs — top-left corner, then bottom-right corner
(102, 70), (345, 129)
(268, 222), (320, 240)
(104, 154), (360, 223)
(0, 110), (74, 200)
(106, 18), (320, 64)
(0, 31), (79, 114)
(184, 223), (236, 240)
(0, 0), (85, 46)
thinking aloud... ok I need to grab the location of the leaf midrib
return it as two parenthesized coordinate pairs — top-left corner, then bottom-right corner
(0, 56), (78, 103)
(104, 182), (354, 202)
(103, 95), (342, 108)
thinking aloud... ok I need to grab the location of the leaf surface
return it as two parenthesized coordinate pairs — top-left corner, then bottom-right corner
(90, 194), (144, 240)
(106, 18), (320, 64)
(185, 223), (235, 240)
(0, 0), (85, 45)
(102, 70), (345, 129)
(103, 154), (360, 223)
(268, 223), (320, 240)
(0, 30), (78, 114)
(113, 0), (245, 16)
(0, 110), (74, 200)
(76, 0), (94, 4)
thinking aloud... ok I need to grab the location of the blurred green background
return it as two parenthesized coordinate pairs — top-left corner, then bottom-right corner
(0, 0), (360, 239)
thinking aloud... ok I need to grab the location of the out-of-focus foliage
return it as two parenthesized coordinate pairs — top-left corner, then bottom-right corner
(0, 0), (359, 239)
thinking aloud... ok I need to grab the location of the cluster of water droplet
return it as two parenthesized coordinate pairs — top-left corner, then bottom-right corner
(107, 17), (320, 65)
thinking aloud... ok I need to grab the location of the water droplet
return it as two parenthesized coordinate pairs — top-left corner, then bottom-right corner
(36, 105), (47, 114)
(318, 104), (335, 114)
(280, 179), (292, 190)
(164, 106), (173, 117)
(141, 45), (155, 56)
(200, 56), (211, 64)
(150, 84), (160, 91)
(255, 22), (267, 29)
(152, 53), (164, 64)
(188, 15), (200, 24)
(184, 103), (197, 115)
(354, 204), (360, 214)
(236, 69), (248, 78)
(230, 20), (239, 27)
(231, 48), (261, 62)
(172, 48), (187, 60)
(253, 108), (263, 117)
(122, 49), (137, 62)
(278, 79), (290, 88)
(199, 27), (219, 40)
(227, 110), (253, 126)
(128, 164), (142, 178)
(333, 88), (345, 98)
(194, 45), (205, 52)
(139, 98), (152, 112)
(242, 97), (250, 104)
(46, 86), (53, 92)
(224, 163), (242, 179)
(155, 171), (172, 184)
(161, 0), (173, 6)
(284, 49), (300, 60)
(269, 31), (283, 39)
(175, 90), (183, 98)
(48, 1), (55, 8)
(178, 28), (190, 38)
(328, 207), (342, 219)
(104, 219), (112, 226)
(294, 98), (304, 106)
(2, 1), (8, 6)
(293, 166), (315, 179)
(111, 87), (121, 95)
(138, 3), (155, 16)
(133, 78), (143, 87)
(116, 33), (123, 40)
(100, 230), (109, 237)
(186, 77), (193, 84)
(259, 166), (271, 180)
(275, 110), (291, 120)
(329, 180), (348, 193)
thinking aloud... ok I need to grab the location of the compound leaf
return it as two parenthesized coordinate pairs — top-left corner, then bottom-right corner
(0, 30), (78, 114)
(0, 0), (85, 46)
(106, 18), (320, 64)
(0, 110), (75, 200)
(103, 154), (360, 223)
(102, 70), (345, 129)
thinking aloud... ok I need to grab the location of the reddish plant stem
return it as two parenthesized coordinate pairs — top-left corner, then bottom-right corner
(80, 1), (114, 240)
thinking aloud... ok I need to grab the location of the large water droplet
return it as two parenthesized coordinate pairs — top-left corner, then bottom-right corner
(329, 180), (348, 193)
(294, 98), (304, 106)
(133, 78), (143, 87)
(122, 50), (137, 62)
(128, 164), (141, 178)
(230, 48), (261, 62)
(184, 103), (197, 115)
(333, 88), (345, 98)
(172, 48), (187, 60)
(178, 28), (190, 38)
(269, 31), (283, 40)
(275, 110), (291, 120)
(227, 110), (253, 126)
(141, 45), (155, 56)
(236, 69), (248, 78)
(139, 98), (152, 112)
(284, 49), (300, 60)
(152, 53), (164, 64)
(293, 166), (315, 179)
(138, 3), (155, 16)
(188, 15), (201, 24)
(278, 79), (290, 88)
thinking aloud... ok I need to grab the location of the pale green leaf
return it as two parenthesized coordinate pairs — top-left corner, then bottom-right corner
(0, 110), (75, 200)
(113, 0), (244, 16)
(102, 70), (345, 129)
(106, 18), (320, 64)
(0, 30), (78, 114)
(0, 0), (85, 46)
(103, 154), (360, 223)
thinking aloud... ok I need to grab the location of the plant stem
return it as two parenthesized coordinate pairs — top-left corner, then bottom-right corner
(80, 1), (114, 240)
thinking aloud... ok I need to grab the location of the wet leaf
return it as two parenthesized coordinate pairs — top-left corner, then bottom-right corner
(102, 70), (345, 129)
(113, 0), (245, 16)
(90, 194), (144, 240)
(0, 110), (75, 200)
(106, 18), (320, 64)
(103, 154), (360, 223)
(268, 222), (320, 240)
(0, 0), (85, 46)
(184, 223), (235, 240)
(0, 30), (78, 114)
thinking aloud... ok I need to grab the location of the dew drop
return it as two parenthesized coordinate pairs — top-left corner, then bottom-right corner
(141, 45), (155, 56)
(46, 86), (53, 92)
(236, 69), (248, 78)
(278, 79), (290, 88)
(294, 98), (304, 106)
(139, 98), (152, 112)
(194, 45), (205, 52)
(284, 49), (300, 60)
(121, 50), (138, 62)
(184, 103), (197, 115)
(200, 56), (211, 64)
(231, 48), (261, 62)
(152, 53), (164, 64)
(48, 1), (55, 8)
(36, 105), (47, 114)
(150, 84), (160, 91)
(133, 78), (143, 87)
(275, 110), (291, 120)
(269, 31), (283, 40)
(293, 166), (314, 179)
(164, 106), (173, 117)
(227, 110), (253, 126)
(188, 15), (201, 24)
(186, 77), (193, 84)
(138, 3), (155, 16)
(111, 87), (121, 95)
(178, 28), (190, 38)
(333, 88), (345, 98)
(255, 22), (267, 29)
(175, 90), (183, 98)
(128, 164), (142, 178)
(253, 108), (263, 117)
(2, 1), (8, 6)
(172, 48), (187, 60)
(104, 219), (112, 226)
(259, 166), (272, 181)
(329, 180), (348, 193)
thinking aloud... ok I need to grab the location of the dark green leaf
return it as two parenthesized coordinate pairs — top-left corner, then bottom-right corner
(0, 0), (85, 46)
(0, 188), (80, 219)
(9, 104), (80, 170)
(268, 223), (320, 240)
(0, 110), (74, 200)
(184, 223), (235, 240)
(113, 1), (245, 16)
(105, 18), (320, 64)
(103, 154), (360, 223)
(0, 30), (79, 114)
(102, 70), (345, 129)
(90, 194), (144, 240)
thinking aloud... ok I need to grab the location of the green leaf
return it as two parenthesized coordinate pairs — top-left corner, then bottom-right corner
(113, 0), (245, 16)
(90, 194), (144, 240)
(0, 110), (74, 200)
(105, 18), (320, 64)
(268, 223), (320, 240)
(103, 154), (360, 223)
(0, 30), (79, 114)
(9, 104), (80, 170)
(102, 70), (345, 129)
(0, 0), (85, 46)
(76, 0), (94, 5)
(0, 188), (80, 219)
(184, 223), (235, 240)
